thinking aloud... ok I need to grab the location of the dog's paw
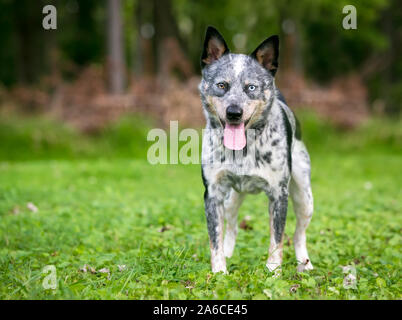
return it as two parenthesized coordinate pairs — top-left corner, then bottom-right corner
(296, 259), (314, 273)
(266, 262), (282, 277)
(211, 261), (228, 274)
(266, 266), (282, 278)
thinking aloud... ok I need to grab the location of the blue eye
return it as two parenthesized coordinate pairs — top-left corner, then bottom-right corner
(247, 85), (256, 91)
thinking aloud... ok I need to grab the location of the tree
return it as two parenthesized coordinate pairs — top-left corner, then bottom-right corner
(107, 0), (126, 94)
(153, 0), (192, 81)
(133, 0), (155, 77)
(133, 0), (193, 81)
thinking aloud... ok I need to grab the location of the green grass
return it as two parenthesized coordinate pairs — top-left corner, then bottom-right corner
(0, 111), (401, 299)
(0, 113), (152, 160)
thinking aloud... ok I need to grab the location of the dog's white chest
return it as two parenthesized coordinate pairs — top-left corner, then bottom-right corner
(215, 169), (270, 194)
(230, 174), (269, 194)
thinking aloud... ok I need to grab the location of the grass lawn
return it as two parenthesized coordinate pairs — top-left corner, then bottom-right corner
(0, 112), (401, 299)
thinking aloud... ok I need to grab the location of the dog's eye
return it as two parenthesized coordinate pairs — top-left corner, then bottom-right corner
(247, 85), (256, 91)
(216, 82), (226, 90)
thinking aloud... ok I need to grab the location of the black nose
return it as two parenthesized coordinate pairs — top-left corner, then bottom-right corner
(226, 105), (243, 121)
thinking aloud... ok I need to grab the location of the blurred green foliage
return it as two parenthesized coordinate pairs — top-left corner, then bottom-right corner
(0, 0), (400, 112)
(0, 110), (400, 162)
(175, 0), (388, 75)
(0, 113), (152, 160)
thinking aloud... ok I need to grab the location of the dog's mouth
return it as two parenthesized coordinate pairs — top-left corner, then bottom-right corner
(223, 120), (247, 151)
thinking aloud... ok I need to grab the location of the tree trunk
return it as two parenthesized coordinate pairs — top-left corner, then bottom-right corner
(14, 0), (46, 85)
(107, 0), (126, 94)
(153, 0), (193, 81)
(133, 0), (155, 77)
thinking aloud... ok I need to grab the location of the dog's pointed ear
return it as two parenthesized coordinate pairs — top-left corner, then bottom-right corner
(201, 26), (230, 68)
(250, 35), (279, 76)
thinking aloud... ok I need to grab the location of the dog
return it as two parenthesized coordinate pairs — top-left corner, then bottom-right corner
(199, 26), (314, 274)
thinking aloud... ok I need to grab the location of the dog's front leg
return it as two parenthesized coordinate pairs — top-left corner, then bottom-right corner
(266, 188), (289, 274)
(223, 190), (244, 258)
(204, 188), (227, 273)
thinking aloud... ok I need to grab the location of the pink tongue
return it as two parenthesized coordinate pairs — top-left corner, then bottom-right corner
(224, 122), (246, 150)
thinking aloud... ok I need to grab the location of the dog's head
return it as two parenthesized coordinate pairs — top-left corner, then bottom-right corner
(199, 26), (279, 150)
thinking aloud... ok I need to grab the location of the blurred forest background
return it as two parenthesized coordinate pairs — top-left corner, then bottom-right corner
(0, 0), (401, 133)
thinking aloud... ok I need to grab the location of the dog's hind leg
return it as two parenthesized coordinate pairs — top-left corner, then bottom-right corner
(290, 140), (314, 272)
(223, 189), (245, 258)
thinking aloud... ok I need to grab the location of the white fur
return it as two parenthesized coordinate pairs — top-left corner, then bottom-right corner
(233, 56), (245, 77)
(223, 190), (244, 257)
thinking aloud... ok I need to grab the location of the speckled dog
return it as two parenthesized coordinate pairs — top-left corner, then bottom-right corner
(199, 26), (314, 274)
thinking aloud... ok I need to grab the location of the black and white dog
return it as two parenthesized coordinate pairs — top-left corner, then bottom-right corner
(199, 27), (314, 274)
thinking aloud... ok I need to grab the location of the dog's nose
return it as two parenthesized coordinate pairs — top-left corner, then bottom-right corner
(226, 105), (243, 121)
